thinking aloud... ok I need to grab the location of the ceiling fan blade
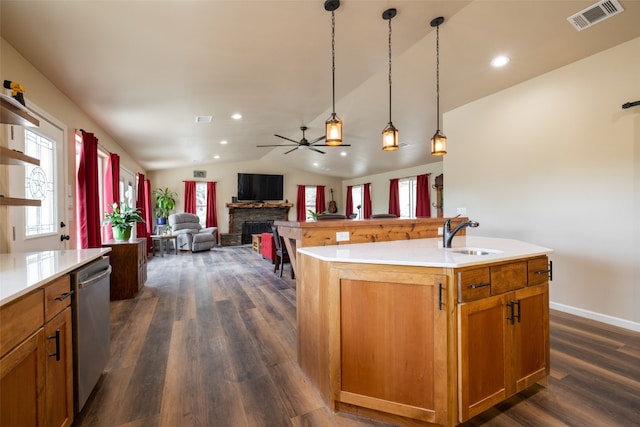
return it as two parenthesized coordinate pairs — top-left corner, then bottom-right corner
(317, 143), (351, 147)
(284, 147), (299, 155)
(310, 148), (326, 154)
(309, 135), (326, 145)
(256, 144), (299, 147)
(274, 134), (301, 144)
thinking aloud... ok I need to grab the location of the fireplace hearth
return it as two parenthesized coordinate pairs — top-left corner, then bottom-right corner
(221, 202), (293, 246)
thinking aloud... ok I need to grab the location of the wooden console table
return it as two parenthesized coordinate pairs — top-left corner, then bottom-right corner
(102, 238), (147, 300)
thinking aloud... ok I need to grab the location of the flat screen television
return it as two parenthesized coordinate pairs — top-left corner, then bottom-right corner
(237, 173), (283, 201)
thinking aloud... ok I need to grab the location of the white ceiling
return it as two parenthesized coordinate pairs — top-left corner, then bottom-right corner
(2, 0), (639, 178)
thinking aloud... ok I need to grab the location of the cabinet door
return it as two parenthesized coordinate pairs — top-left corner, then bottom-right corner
(509, 284), (549, 394)
(458, 294), (508, 421)
(45, 307), (73, 427)
(335, 268), (448, 425)
(0, 329), (46, 427)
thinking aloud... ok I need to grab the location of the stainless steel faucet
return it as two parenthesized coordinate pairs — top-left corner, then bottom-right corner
(443, 214), (479, 248)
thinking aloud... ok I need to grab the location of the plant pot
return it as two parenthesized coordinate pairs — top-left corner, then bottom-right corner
(157, 217), (167, 226)
(113, 226), (132, 242)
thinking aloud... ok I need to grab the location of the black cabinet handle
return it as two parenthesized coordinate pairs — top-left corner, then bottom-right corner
(54, 290), (74, 301)
(515, 299), (521, 323)
(535, 260), (553, 281)
(506, 301), (516, 325)
(438, 283), (444, 311)
(469, 282), (490, 289)
(48, 329), (61, 361)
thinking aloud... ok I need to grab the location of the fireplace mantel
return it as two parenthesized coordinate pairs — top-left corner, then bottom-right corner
(221, 202), (293, 246)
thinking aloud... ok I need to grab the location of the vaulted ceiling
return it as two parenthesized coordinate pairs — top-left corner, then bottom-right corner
(2, 0), (639, 178)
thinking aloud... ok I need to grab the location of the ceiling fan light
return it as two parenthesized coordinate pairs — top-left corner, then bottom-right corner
(382, 123), (399, 151)
(325, 113), (343, 146)
(431, 129), (447, 156)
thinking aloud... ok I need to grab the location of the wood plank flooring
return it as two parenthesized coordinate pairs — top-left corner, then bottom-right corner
(75, 246), (640, 427)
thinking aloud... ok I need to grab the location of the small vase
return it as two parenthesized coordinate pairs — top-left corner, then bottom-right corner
(113, 226), (132, 242)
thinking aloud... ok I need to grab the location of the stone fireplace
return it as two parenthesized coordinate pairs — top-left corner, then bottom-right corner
(221, 202), (293, 246)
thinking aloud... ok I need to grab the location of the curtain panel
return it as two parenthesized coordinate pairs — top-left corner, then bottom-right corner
(363, 183), (372, 219)
(144, 178), (153, 251)
(296, 185), (306, 221)
(206, 181), (218, 228)
(345, 185), (353, 218)
(416, 173), (431, 218)
(103, 153), (120, 241)
(76, 130), (101, 249)
(315, 185), (326, 213)
(136, 173), (149, 249)
(389, 178), (400, 217)
(184, 181), (197, 214)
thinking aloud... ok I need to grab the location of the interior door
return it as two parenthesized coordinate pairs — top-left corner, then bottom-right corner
(6, 104), (67, 252)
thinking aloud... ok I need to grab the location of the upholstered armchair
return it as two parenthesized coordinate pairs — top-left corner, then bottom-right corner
(168, 213), (218, 252)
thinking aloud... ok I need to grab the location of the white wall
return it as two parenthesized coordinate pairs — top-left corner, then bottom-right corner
(342, 163), (443, 218)
(147, 160), (342, 234)
(445, 38), (640, 330)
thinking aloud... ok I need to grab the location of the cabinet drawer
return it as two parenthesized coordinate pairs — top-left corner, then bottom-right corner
(0, 290), (44, 357)
(491, 262), (527, 295)
(44, 275), (72, 322)
(457, 267), (491, 302)
(528, 256), (550, 286)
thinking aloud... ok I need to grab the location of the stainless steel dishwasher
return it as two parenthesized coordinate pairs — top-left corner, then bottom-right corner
(70, 255), (112, 413)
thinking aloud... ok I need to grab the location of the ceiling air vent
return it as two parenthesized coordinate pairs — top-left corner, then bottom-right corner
(567, 0), (624, 31)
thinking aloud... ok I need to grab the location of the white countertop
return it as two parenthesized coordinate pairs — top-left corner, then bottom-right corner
(0, 248), (111, 305)
(297, 236), (553, 268)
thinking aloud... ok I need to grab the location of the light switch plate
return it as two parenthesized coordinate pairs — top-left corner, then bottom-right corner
(336, 231), (350, 242)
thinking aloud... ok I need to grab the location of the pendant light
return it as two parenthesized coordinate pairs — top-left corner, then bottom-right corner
(382, 8), (399, 151)
(430, 16), (447, 156)
(325, 0), (343, 146)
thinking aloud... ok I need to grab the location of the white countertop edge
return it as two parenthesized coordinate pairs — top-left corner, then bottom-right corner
(296, 237), (553, 268)
(0, 248), (112, 306)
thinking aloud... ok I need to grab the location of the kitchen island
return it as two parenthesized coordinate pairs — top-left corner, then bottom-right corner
(296, 236), (553, 427)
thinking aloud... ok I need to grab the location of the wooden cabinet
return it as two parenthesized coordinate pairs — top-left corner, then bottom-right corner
(102, 238), (147, 300)
(457, 257), (550, 421)
(0, 274), (74, 427)
(336, 267), (448, 425)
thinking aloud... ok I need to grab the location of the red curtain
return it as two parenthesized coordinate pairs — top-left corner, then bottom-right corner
(296, 185), (306, 221)
(144, 179), (153, 250)
(206, 181), (218, 228)
(315, 185), (326, 213)
(103, 153), (120, 241)
(345, 185), (353, 217)
(76, 131), (101, 248)
(389, 178), (400, 217)
(184, 181), (196, 213)
(363, 183), (372, 219)
(416, 173), (431, 218)
(136, 174), (148, 247)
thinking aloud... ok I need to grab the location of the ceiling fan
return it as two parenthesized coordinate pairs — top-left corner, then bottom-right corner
(257, 126), (350, 155)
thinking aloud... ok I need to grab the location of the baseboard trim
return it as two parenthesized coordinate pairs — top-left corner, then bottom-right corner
(550, 302), (640, 332)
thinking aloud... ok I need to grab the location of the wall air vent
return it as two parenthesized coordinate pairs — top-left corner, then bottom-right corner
(567, 0), (624, 31)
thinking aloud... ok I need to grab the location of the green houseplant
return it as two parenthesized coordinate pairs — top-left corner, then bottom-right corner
(103, 202), (145, 242)
(153, 187), (177, 225)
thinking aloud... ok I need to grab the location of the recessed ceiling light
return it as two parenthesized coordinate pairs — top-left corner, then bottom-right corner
(340, 151), (347, 156)
(231, 113), (242, 120)
(313, 162), (319, 167)
(213, 155), (220, 159)
(195, 115), (213, 123)
(491, 55), (510, 68)
(220, 140), (228, 145)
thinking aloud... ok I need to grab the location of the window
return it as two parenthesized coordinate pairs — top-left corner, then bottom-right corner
(398, 177), (417, 219)
(351, 185), (363, 219)
(25, 129), (56, 236)
(195, 182), (207, 226)
(305, 186), (317, 220)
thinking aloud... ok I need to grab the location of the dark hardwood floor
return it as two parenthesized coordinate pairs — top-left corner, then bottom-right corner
(75, 246), (640, 427)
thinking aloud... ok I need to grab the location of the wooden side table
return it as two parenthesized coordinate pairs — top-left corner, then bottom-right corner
(252, 234), (262, 254)
(102, 238), (147, 300)
(151, 234), (178, 257)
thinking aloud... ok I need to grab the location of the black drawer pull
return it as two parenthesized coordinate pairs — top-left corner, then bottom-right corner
(469, 282), (490, 289)
(54, 290), (75, 301)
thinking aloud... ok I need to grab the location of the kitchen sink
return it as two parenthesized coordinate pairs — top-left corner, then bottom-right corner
(451, 248), (502, 256)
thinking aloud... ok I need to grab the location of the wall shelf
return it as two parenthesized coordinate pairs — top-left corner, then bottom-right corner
(0, 95), (39, 128)
(0, 197), (41, 207)
(0, 146), (40, 166)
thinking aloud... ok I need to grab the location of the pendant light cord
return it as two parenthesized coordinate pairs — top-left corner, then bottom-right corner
(388, 17), (393, 123)
(435, 24), (440, 129)
(331, 10), (336, 115)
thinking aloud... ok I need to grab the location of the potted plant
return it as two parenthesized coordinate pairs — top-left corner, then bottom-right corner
(103, 202), (145, 242)
(153, 187), (177, 225)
